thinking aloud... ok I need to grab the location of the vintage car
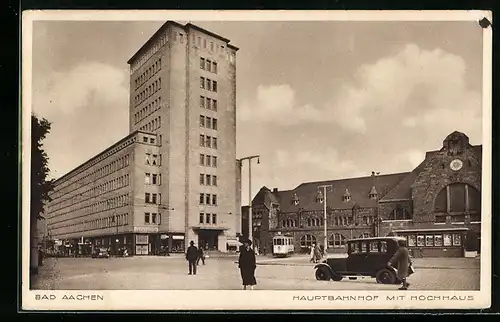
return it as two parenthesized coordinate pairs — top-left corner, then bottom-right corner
(92, 248), (110, 259)
(314, 236), (408, 284)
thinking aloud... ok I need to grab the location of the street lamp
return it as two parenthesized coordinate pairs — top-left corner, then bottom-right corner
(237, 155), (260, 249)
(318, 184), (333, 255)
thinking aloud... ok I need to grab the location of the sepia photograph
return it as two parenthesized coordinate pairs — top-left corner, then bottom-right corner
(21, 10), (492, 310)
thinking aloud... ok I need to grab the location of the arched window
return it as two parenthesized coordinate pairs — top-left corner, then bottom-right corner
(434, 183), (481, 214)
(358, 233), (372, 239)
(389, 207), (411, 220)
(328, 233), (346, 248)
(300, 234), (317, 247)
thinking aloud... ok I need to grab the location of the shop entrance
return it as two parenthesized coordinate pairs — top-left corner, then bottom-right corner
(198, 230), (220, 251)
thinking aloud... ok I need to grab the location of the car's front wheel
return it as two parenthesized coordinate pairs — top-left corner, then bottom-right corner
(376, 268), (397, 284)
(315, 267), (331, 281)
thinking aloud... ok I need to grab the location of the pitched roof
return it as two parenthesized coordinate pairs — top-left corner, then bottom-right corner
(272, 173), (408, 213)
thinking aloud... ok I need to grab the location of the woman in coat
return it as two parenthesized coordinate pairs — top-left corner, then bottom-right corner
(388, 239), (413, 290)
(238, 240), (257, 290)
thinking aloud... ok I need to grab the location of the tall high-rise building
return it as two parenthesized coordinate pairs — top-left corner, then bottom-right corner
(45, 21), (241, 255)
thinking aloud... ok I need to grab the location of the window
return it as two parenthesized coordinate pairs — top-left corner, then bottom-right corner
(206, 60), (211, 72)
(212, 175), (217, 186)
(212, 62), (217, 73)
(213, 100), (217, 111)
(152, 193), (157, 204)
(200, 135), (205, 147)
(206, 194), (211, 205)
(199, 193), (204, 204)
(206, 117), (211, 129)
(212, 214), (217, 224)
(425, 235), (434, 246)
(206, 155), (211, 166)
(179, 33), (183, 43)
(206, 174), (211, 186)
(206, 213), (210, 224)
(212, 194), (217, 206)
(212, 156), (217, 167)
(203, 39), (207, 48)
(452, 233), (462, 246)
(152, 174), (158, 185)
(143, 137), (148, 143)
(200, 154), (205, 165)
(212, 81), (217, 92)
(417, 235), (425, 246)
(213, 119), (218, 130)
(150, 138), (155, 144)
(434, 183), (481, 214)
(200, 115), (205, 127)
(152, 154), (159, 165)
(199, 213), (204, 224)
(300, 234), (317, 247)
(145, 153), (151, 165)
(151, 213), (157, 224)
(380, 241), (388, 253)
(328, 233), (346, 248)
(200, 174), (205, 185)
(389, 206), (411, 220)
(213, 138), (217, 149)
(200, 58), (205, 69)
(210, 42), (214, 51)
(434, 234), (443, 246)
(145, 213), (150, 224)
(408, 235), (417, 247)
(443, 233), (452, 246)
(205, 136), (211, 148)
(145, 173), (151, 184)
(197, 37), (201, 46)
(207, 98), (211, 110)
(145, 193), (151, 203)
(200, 77), (205, 89)
(207, 79), (211, 90)
(200, 96), (205, 108)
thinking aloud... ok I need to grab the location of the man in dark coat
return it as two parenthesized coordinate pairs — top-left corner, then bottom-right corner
(197, 245), (205, 265)
(388, 239), (413, 290)
(238, 240), (257, 290)
(186, 241), (198, 275)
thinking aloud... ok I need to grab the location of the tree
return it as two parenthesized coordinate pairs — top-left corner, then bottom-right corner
(30, 114), (54, 277)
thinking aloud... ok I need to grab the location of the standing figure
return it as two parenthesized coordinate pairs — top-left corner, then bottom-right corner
(186, 241), (198, 275)
(388, 239), (413, 290)
(238, 240), (257, 290)
(309, 243), (316, 263)
(197, 246), (205, 265)
(314, 244), (322, 262)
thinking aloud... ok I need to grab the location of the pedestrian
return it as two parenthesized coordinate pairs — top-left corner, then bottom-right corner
(186, 241), (198, 275)
(197, 246), (205, 265)
(238, 239), (257, 290)
(309, 244), (316, 263)
(388, 239), (413, 290)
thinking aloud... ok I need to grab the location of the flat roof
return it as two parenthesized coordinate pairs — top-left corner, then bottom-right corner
(128, 21), (238, 64)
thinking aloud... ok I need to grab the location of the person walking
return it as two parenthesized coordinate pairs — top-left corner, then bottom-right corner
(388, 239), (413, 290)
(197, 245), (205, 265)
(186, 241), (198, 275)
(238, 240), (257, 290)
(309, 243), (316, 263)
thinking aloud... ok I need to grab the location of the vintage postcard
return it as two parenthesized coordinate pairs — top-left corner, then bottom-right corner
(21, 10), (492, 311)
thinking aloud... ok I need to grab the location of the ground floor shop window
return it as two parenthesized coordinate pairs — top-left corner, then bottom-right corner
(404, 233), (462, 247)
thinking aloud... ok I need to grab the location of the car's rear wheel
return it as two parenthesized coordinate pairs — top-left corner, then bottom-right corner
(332, 274), (343, 281)
(315, 267), (331, 281)
(376, 268), (396, 284)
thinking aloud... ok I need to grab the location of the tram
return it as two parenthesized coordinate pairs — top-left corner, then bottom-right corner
(272, 234), (294, 257)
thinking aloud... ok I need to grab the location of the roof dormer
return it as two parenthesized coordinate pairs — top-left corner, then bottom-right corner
(292, 192), (299, 206)
(369, 186), (378, 200)
(316, 190), (324, 203)
(343, 188), (351, 202)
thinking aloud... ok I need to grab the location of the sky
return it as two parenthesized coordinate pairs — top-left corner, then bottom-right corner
(31, 19), (484, 205)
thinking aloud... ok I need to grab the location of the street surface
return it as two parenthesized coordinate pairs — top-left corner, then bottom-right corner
(32, 254), (480, 291)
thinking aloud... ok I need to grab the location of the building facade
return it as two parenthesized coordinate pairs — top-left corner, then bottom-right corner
(251, 131), (482, 258)
(45, 21), (241, 255)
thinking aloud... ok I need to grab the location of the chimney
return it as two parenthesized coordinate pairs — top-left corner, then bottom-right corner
(273, 188), (278, 193)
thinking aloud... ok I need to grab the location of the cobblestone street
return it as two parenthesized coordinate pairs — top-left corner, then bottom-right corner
(32, 254), (480, 291)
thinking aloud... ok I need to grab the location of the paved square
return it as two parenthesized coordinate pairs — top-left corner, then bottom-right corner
(32, 254), (480, 291)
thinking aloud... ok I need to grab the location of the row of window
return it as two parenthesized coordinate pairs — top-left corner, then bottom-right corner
(200, 96), (218, 111)
(435, 214), (481, 223)
(130, 33), (167, 73)
(138, 116), (162, 133)
(199, 193), (217, 206)
(50, 193), (131, 221)
(404, 233), (463, 247)
(199, 135), (218, 149)
(134, 97), (162, 124)
(299, 233), (373, 248)
(193, 35), (226, 54)
(49, 214), (130, 236)
(51, 154), (131, 198)
(200, 154), (217, 167)
(199, 174), (217, 186)
(200, 115), (218, 130)
(200, 77), (217, 92)
(135, 58), (162, 90)
(199, 212), (217, 225)
(134, 78), (162, 107)
(200, 57), (218, 74)
(145, 153), (161, 166)
(142, 136), (156, 144)
(50, 171), (131, 212)
(145, 193), (162, 204)
(144, 212), (161, 224)
(145, 173), (161, 185)
(280, 216), (376, 228)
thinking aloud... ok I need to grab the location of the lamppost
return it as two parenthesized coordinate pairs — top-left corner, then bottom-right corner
(318, 184), (333, 255)
(237, 155), (260, 248)
(111, 214), (119, 255)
